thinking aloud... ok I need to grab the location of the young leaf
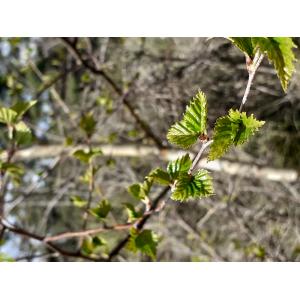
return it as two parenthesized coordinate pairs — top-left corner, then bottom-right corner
(252, 37), (296, 92)
(209, 109), (265, 161)
(90, 199), (111, 219)
(80, 113), (97, 137)
(123, 203), (143, 222)
(0, 107), (17, 124)
(0, 162), (24, 185)
(73, 148), (102, 164)
(14, 121), (32, 145)
(148, 168), (171, 185)
(81, 236), (106, 256)
(229, 37), (255, 58)
(171, 170), (213, 201)
(70, 195), (88, 208)
(167, 153), (192, 181)
(11, 100), (37, 119)
(128, 177), (153, 200)
(127, 228), (158, 260)
(167, 91), (207, 148)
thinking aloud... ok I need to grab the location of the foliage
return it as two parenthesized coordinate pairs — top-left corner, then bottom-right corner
(89, 199), (111, 219)
(208, 109), (265, 161)
(127, 228), (158, 260)
(123, 203), (143, 222)
(171, 170), (213, 201)
(167, 91), (207, 148)
(230, 37), (296, 91)
(128, 177), (153, 200)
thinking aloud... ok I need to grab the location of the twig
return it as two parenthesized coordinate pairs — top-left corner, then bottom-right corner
(189, 140), (213, 175)
(239, 53), (264, 112)
(0, 218), (100, 261)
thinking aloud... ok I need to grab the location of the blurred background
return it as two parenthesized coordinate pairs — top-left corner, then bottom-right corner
(0, 37), (300, 261)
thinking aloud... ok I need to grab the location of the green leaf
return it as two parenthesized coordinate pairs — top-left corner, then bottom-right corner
(127, 228), (158, 260)
(209, 109), (265, 161)
(0, 253), (14, 262)
(167, 91), (207, 148)
(11, 100), (37, 119)
(0, 107), (17, 124)
(81, 236), (106, 256)
(167, 153), (192, 181)
(148, 168), (171, 185)
(252, 37), (296, 92)
(128, 177), (153, 200)
(73, 148), (102, 163)
(123, 203), (143, 222)
(70, 195), (88, 208)
(14, 121), (32, 145)
(79, 113), (97, 137)
(229, 37), (255, 58)
(90, 199), (111, 219)
(0, 162), (24, 185)
(171, 169), (213, 201)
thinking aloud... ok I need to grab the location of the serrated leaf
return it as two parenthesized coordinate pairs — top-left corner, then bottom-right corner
(167, 153), (192, 181)
(11, 100), (37, 119)
(0, 107), (17, 124)
(123, 203), (143, 222)
(148, 168), (171, 185)
(89, 199), (111, 219)
(127, 228), (158, 260)
(171, 170), (213, 201)
(209, 109), (265, 161)
(167, 91), (207, 148)
(252, 37), (296, 92)
(73, 148), (102, 163)
(128, 177), (153, 200)
(14, 121), (32, 145)
(229, 37), (255, 58)
(80, 112), (97, 137)
(70, 195), (88, 208)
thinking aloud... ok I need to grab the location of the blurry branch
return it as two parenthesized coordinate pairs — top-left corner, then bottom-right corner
(108, 186), (170, 261)
(1, 144), (297, 182)
(0, 217), (101, 261)
(29, 60), (71, 115)
(35, 65), (81, 99)
(60, 37), (164, 148)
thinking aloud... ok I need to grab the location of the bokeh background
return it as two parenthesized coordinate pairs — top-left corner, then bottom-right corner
(0, 37), (300, 261)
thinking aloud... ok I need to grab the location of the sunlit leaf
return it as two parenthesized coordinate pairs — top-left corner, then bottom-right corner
(171, 170), (213, 201)
(167, 153), (192, 181)
(208, 109), (265, 161)
(148, 168), (171, 185)
(252, 37), (297, 92)
(127, 228), (158, 260)
(70, 195), (88, 208)
(167, 91), (207, 148)
(89, 199), (111, 219)
(123, 203), (143, 222)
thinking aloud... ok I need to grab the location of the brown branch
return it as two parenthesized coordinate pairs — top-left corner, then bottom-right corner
(60, 37), (164, 149)
(0, 218), (101, 261)
(107, 186), (170, 261)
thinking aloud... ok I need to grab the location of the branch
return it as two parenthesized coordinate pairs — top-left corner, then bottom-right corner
(0, 218), (101, 261)
(107, 186), (169, 261)
(239, 53), (264, 112)
(60, 37), (164, 149)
